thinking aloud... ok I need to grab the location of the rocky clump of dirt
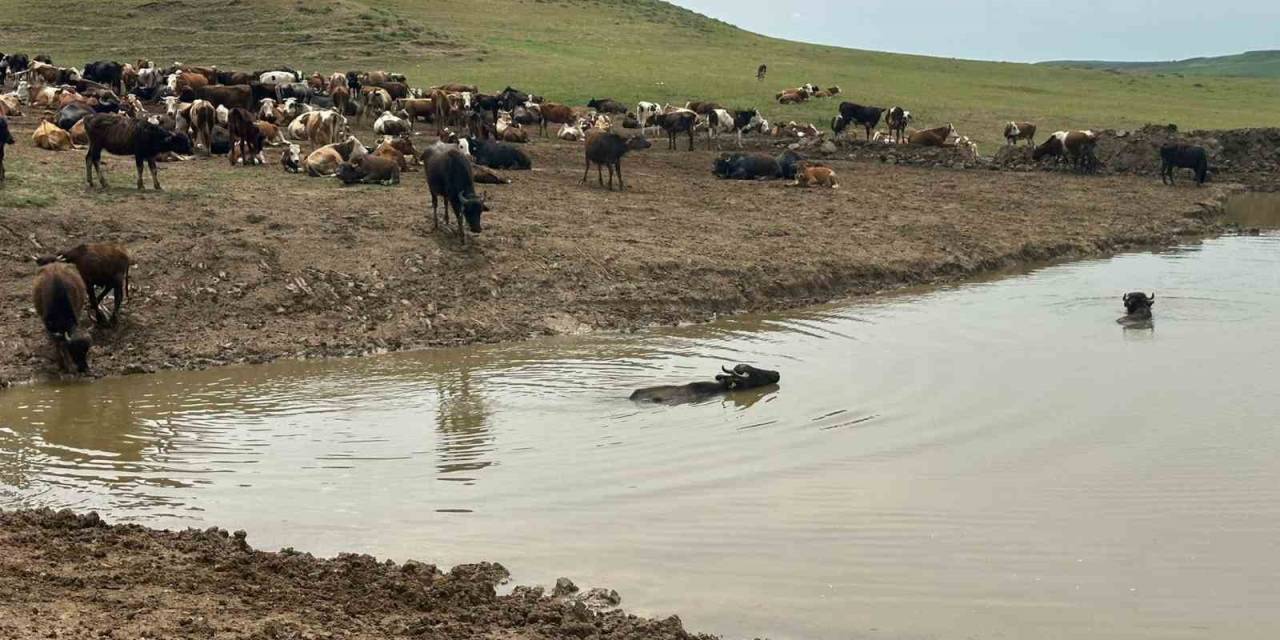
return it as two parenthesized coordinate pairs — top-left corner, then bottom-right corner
(0, 508), (718, 640)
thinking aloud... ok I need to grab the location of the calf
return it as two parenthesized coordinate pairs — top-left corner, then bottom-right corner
(336, 153), (401, 186)
(426, 147), (489, 243)
(33, 262), (93, 374)
(657, 110), (698, 151)
(1004, 121), (1036, 146)
(83, 114), (194, 189)
(793, 163), (838, 188)
(583, 131), (651, 190)
(0, 116), (13, 181)
(35, 243), (131, 326)
(1160, 143), (1208, 186)
(885, 106), (912, 143)
(832, 102), (885, 140)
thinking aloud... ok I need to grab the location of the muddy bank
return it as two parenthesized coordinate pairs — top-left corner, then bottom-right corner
(0, 113), (1241, 386)
(0, 508), (714, 640)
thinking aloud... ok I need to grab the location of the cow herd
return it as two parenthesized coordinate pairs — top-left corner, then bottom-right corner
(0, 51), (1218, 377)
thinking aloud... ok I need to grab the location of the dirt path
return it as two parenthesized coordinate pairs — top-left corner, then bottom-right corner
(0, 114), (1240, 386)
(0, 508), (714, 639)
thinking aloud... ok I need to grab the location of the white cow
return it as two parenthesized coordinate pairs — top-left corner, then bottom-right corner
(258, 98), (277, 122)
(635, 101), (661, 136)
(373, 111), (410, 136)
(558, 123), (585, 142)
(259, 71), (298, 85)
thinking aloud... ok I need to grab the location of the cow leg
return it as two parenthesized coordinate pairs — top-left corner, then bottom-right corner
(606, 164), (614, 190)
(110, 277), (125, 325)
(134, 155), (146, 190)
(431, 193), (440, 230)
(615, 161), (625, 190)
(581, 159), (590, 185)
(148, 157), (161, 190)
(84, 147), (95, 188)
(686, 130), (694, 152)
(597, 164), (604, 187)
(87, 285), (106, 325)
(93, 151), (108, 189)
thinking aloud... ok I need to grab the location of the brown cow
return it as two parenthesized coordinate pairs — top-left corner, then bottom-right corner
(227, 108), (264, 166)
(432, 82), (478, 93)
(907, 123), (955, 147)
(34, 120), (75, 151)
(194, 84), (252, 110)
(188, 99), (216, 153)
(538, 102), (575, 136)
(431, 89), (453, 135)
(1004, 121), (1037, 146)
(396, 97), (435, 127)
(172, 71), (209, 92)
(32, 262), (93, 374)
(330, 84), (351, 117)
(776, 90), (808, 104)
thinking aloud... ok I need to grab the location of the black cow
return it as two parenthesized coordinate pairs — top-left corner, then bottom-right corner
(587, 98), (628, 115)
(1160, 143), (1209, 186)
(55, 103), (94, 131)
(498, 86), (529, 111)
(426, 147), (489, 243)
(0, 116), (14, 182)
(4, 53), (30, 74)
(83, 61), (124, 94)
(777, 149), (805, 179)
(657, 111), (698, 151)
(832, 102), (885, 140)
(345, 71), (362, 93)
(82, 114), (193, 190)
(713, 152), (781, 180)
(630, 364), (780, 405)
(466, 138), (532, 170)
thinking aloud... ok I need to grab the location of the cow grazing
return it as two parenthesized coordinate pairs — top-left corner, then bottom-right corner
(1033, 130), (1100, 173)
(657, 110), (698, 151)
(303, 136), (367, 177)
(907, 123), (955, 147)
(0, 116), (13, 181)
(425, 147), (489, 243)
(582, 131), (651, 190)
(793, 164), (839, 188)
(35, 243), (131, 326)
(336, 153), (401, 186)
(83, 114), (193, 190)
(1160, 143), (1209, 186)
(227, 108), (265, 166)
(713, 152), (781, 180)
(1004, 121), (1037, 146)
(832, 102), (885, 140)
(885, 107), (912, 143)
(467, 138), (531, 170)
(33, 119), (75, 151)
(33, 263), (93, 374)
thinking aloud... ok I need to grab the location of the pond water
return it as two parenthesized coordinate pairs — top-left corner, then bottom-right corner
(2, 201), (1279, 639)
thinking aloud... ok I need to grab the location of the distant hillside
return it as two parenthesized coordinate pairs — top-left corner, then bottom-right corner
(1040, 50), (1280, 78)
(1, 0), (1279, 149)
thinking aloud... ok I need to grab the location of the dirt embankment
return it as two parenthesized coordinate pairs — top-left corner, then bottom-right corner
(0, 114), (1242, 386)
(0, 508), (713, 640)
(993, 124), (1280, 186)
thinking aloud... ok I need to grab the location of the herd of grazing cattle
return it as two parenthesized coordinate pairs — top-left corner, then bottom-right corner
(0, 52), (1216, 377)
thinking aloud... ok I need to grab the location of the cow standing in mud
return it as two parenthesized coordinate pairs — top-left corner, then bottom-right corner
(1160, 143), (1209, 186)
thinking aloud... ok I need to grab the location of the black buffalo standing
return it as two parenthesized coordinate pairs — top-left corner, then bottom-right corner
(83, 114), (193, 190)
(1160, 143), (1209, 186)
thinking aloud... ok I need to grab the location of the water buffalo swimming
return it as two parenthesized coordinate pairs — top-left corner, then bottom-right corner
(629, 364), (780, 405)
(1118, 292), (1155, 327)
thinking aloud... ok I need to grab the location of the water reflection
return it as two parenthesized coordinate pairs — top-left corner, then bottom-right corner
(434, 367), (493, 480)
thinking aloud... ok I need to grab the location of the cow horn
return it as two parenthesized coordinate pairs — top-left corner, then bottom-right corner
(1123, 293), (1131, 302)
(1148, 293), (1155, 302)
(722, 366), (735, 375)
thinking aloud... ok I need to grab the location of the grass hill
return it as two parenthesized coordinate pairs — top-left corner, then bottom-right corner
(2, 0), (1279, 149)
(1040, 50), (1280, 78)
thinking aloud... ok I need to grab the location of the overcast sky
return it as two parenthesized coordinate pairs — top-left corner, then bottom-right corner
(670, 0), (1279, 62)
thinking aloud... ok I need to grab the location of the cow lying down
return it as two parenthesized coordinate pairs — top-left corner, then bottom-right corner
(713, 150), (806, 181)
(629, 364), (781, 405)
(336, 154), (401, 186)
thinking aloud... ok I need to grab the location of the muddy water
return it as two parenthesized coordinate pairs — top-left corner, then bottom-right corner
(4, 222), (1280, 639)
